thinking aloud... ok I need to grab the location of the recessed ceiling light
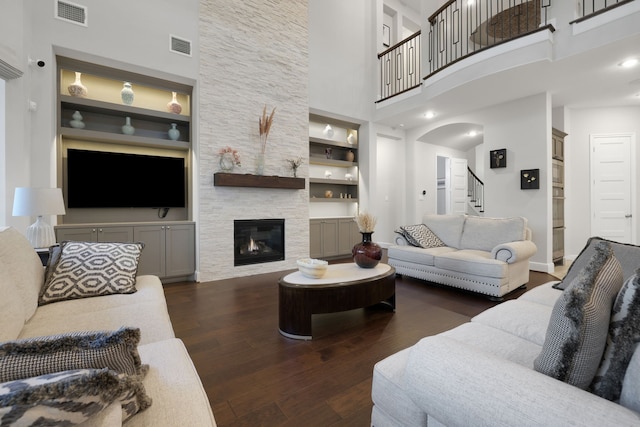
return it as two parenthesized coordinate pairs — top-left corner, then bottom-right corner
(468, 130), (477, 137)
(424, 111), (435, 119)
(620, 58), (639, 68)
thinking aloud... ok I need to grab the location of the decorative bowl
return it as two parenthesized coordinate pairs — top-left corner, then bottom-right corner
(297, 258), (328, 279)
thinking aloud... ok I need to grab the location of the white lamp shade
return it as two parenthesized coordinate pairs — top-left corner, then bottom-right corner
(12, 187), (66, 248)
(12, 187), (66, 216)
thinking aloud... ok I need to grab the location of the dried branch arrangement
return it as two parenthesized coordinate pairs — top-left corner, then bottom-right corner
(356, 212), (377, 233)
(258, 105), (276, 155)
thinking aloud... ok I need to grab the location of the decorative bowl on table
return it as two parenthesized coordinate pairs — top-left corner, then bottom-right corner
(297, 258), (328, 279)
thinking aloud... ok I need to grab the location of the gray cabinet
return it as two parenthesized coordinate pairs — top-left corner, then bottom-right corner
(56, 222), (195, 280)
(552, 128), (567, 264)
(310, 217), (358, 259)
(134, 223), (195, 278)
(56, 226), (133, 243)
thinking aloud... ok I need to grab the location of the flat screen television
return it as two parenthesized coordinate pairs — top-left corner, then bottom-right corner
(67, 149), (186, 208)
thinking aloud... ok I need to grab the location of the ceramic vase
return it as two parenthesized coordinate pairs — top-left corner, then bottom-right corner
(255, 152), (265, 175)
(121, 82), (134, 105)
(68, 72), (88, 98)
(168, 123), (180, 141)
(69, 111), (85, 129)
(220, 153), (235, 172)
(352, 232), (382, 268)
(167, 91), (182, 114)
(121, 116), (135, 135)
(346, 150), (355, 162)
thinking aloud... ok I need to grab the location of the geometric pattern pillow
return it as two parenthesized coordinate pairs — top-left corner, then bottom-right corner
(400, 224), (445, 249)
(534, 241), (623, 389)
(39, 241), (144, 305)
(0, 368), (152, 425)
(0, 327), (146, 383)
(590, 269), (640, 401)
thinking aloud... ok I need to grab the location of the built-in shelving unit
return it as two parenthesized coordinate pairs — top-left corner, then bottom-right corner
(308, 114), (360, 258)
(552, 128), (567, 265)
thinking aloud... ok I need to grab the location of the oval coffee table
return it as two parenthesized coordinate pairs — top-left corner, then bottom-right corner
(278, 263), (396, 340)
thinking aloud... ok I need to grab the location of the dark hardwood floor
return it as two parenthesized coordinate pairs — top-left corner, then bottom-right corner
(163, 266), (557, 427)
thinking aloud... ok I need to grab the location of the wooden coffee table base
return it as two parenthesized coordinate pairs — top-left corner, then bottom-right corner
(278, 263), (396, 340)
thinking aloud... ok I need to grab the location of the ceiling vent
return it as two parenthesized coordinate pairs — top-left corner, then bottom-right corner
(170, 35), (192, 57)
(55, 0), (87, 26)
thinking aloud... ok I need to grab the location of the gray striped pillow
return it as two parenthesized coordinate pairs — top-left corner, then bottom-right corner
(591, 269), (640, 400)
(0, 327), (146, 383)
(534, 241), (623, 389)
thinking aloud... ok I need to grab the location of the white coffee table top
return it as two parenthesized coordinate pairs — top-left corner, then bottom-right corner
(282, 263), (392, 286)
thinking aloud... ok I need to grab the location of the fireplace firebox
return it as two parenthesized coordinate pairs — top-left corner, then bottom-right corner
(234, 219), (285, 266)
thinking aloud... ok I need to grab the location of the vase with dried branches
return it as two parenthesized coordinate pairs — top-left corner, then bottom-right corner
(257, 104), (276, 175)
(352, 212), (382, 268)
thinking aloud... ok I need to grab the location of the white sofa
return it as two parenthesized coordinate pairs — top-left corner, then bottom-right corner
(372, 237), (640, 426)
(388, 214), (537, 299)
(0, 226), (216, 426)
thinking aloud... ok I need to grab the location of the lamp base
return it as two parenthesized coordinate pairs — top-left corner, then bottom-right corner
(26, 216), (56, 248)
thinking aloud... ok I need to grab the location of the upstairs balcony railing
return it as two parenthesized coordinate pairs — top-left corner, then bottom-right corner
(377, 30), (421, 102)
(572, 0), (635, 23)
(427, 0), (552, 78)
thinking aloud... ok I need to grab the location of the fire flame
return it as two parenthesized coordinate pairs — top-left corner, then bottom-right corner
(248, 237), (259, 252)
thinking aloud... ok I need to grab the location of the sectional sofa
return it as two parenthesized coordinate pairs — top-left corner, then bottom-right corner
(0, 226), (216, 426)
(388, 214), (537, 299)
(372, 237), (640, 426)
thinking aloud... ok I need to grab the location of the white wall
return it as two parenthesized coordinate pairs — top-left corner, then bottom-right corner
(565, 106), (640, 258)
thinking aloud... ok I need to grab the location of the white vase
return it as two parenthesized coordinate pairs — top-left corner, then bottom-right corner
(167, 91), (182, 114)
(168, 123), (180, 141)
(122, 116), (135, 135)
(121, 82), (134, 105)
(69, 111), (85, 129)
(68, 72), (87, 98)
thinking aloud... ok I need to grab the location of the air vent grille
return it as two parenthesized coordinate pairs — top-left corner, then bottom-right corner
(170, 35), (192, 57)
(56, 0), (87, 26)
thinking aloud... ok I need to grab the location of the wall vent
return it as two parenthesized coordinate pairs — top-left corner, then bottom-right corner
(55, 0), (87, 26)
(170, 35), (192, 57)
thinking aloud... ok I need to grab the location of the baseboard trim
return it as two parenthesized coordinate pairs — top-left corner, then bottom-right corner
(530, 261), (554, 273)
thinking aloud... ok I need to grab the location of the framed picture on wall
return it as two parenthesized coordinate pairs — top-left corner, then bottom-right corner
(521, 169), (540, 189)
(490, 149), (507, 168)
(383, 24), (390, 47)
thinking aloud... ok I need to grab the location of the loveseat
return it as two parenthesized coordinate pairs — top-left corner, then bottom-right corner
(0, 226), (216, 426)
(388, 214), (537, 299)
(372, 237), (640, 426)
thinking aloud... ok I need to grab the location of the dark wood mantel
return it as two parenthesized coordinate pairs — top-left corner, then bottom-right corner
(214, 172), (305, 189)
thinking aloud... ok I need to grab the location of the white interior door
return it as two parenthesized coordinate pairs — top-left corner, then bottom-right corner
(590, 133), (635, 243)
(450, 157), (468, 215)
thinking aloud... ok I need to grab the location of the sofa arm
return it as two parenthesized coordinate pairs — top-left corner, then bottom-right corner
(394, 233), (410, 246)
(491, 239), (537, 263)
(404, 336), (640, 427)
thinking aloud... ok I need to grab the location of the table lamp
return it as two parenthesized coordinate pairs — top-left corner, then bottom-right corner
(12, 187), (66, 248)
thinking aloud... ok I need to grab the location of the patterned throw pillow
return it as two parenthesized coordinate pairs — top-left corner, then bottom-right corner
(0, 368), (152, 425)
(400, 224), (445, 249)
(534, 242), (623, 389)
(39, 241), (144, 305)
(0, 327), (146, 383)
(590, 269), (640, 401)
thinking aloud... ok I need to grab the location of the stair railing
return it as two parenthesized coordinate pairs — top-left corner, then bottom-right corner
(376, 30), (421, 102)
(468, 167), (485, 213)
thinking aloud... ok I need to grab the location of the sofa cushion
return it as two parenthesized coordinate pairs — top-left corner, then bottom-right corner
(0, 227), (45, 323)
(590, 269), (640, 401)
(434, 250), (507, 278)
(422, 214), (466, 248)
(399, 224), (445, 249)
(0, 368), (151, 425)
(0, 327), (146, 383)
(388, 245), (455, 266)
(555, 237), (640, 290)
(534, 242), (623, 389)
(0, 282), (26, 342)
(460, 216), (527, 252)
(39, 241), (144, 305)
